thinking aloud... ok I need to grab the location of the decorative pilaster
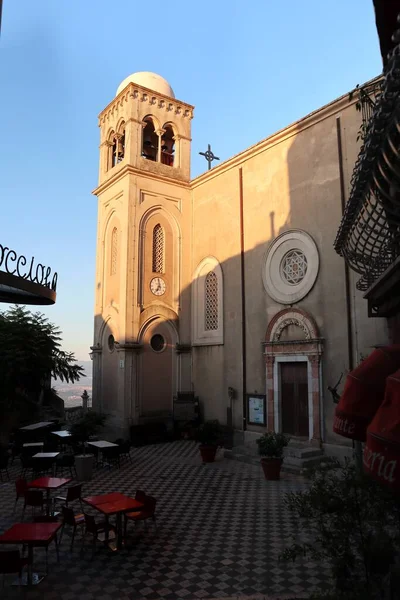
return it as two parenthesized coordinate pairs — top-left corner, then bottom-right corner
(265, 355), (275, 431)
(309, 354), (322, 443)
(90, 344), (102, 412)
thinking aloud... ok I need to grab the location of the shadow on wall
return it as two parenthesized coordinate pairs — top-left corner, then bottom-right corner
(91, 105), (387, 443)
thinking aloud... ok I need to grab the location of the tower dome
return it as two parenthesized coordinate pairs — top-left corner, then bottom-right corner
(116, 72), (175, 98)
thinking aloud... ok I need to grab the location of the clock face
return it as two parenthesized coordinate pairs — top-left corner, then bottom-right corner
(150, 277), (166, 296)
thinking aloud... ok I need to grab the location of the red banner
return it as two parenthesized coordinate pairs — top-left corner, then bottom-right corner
(333, 346), (400, 441)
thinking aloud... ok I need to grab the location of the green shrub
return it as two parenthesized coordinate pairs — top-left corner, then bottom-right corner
(256, 431), (290, 458)
(280, 459), (400, 599)
(68, 411), (107, 453)
(195, 420), (222, 446)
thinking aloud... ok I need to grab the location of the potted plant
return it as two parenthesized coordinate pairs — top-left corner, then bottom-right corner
(68, 411), (106, 481)
(256, 431), (290, 480)
(196, 420), (222, 463)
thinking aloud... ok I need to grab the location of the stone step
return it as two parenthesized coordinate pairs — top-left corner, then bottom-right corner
(224, 443), (326, 474)
(284, 446), (323, 460)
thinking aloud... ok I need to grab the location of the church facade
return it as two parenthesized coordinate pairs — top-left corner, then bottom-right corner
(92, 71), (388, 455)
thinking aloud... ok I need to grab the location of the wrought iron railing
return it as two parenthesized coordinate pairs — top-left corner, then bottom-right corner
(335, 36), (400, 291)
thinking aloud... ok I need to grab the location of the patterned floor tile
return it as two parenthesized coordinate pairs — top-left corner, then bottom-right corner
(0, 440), (331, 599)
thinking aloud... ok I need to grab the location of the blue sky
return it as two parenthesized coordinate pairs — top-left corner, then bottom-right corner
(0, 1), (382, 361)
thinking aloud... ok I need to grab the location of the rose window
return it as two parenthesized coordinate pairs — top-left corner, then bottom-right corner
(281, 249), (308, 285)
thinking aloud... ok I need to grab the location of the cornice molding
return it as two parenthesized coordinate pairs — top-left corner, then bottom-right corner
(92, 164), (191, 196)
(190, 76), (382, 189)
(98, 82), (195, 126)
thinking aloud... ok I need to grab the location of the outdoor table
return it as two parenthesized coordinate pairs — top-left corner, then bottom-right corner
(87, 441), (118, 467)
(23, 442), (44, 448)
(28, 477), (71, 515)
(19, 421), (54, 432)
(51, 430), (71, 438)
(0, 522), (61, 585)
(87, 440), (118, 449)
(32, 452), (59, 476)
(82, 492), (144, 551)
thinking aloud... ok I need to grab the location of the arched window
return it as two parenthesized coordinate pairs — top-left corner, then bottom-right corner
(161, 125), (175, 167)
(192, 257), (224, 345)
(152, 224), (164, 273)
(107, 130), (115, 171)
(111, 227), (118, 275)
(142, 118), (158, 162)
(116, 122), (125, 164)
(204, 272), (218, 330)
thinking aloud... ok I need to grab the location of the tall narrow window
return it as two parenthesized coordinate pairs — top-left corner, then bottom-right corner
(152, 224), (164, 273)
(142, 118), (158, 161)
(111, 227), (118, 275)
(205, 271), (218, 330)
(161, 125), (175, 167)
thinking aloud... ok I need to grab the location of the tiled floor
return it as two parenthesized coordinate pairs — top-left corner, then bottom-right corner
(0, 441), (331, 599)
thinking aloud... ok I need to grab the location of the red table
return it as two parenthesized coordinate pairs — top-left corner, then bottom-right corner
(0, 522), (61, 585)
(28, 477), (72, 515)
(82, 492), (144, 550)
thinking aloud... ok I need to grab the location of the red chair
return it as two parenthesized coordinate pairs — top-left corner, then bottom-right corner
(82, 514), (116, 558)
(59, 506), (85, 551)
(0, 550), (28, 588)
(54, 483), (83, 512)
(14, 479), (28, 513)
(21, 490), (44, 520)
(124, 492), (157, 538)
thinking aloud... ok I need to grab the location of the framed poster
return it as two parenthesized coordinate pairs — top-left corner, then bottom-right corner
(247, 394), (266, 426)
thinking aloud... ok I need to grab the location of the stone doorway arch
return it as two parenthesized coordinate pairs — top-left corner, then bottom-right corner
(264, 308), (323, 443)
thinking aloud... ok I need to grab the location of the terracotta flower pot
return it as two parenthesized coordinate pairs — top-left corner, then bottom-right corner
(199, 445), (217, 463)
(261, 457), (283, 480)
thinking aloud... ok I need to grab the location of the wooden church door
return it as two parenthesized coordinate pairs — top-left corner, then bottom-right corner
(280, 362), (309, 437)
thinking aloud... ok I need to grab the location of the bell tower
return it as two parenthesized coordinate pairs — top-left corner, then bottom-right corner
(92, 72), (194, 437)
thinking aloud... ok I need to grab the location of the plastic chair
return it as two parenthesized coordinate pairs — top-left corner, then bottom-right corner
(21, 490), (44, 520)
(54, 484), (83, 512)
(59, 506), (85, 551)
(14, 479), (28, 513)
(82, 514), (116, 558)
(0, 550), (28, 588)
(124, 491), (156, 537)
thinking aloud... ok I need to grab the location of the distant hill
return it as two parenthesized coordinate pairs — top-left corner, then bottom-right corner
(53, 360), (93, 408)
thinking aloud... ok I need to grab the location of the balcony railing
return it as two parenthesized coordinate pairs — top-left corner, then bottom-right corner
(334, 45), (400, 293)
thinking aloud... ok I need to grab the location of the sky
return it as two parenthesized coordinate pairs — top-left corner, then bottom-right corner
(0, 0), (382, 362)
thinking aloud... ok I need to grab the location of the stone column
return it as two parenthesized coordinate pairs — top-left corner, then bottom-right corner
(155, 129), (165, 163)
(172, 134), (181, 168)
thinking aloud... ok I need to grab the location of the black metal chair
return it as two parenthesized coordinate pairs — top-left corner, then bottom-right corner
(54, 483), (83, 512)
(82, 514), (116, 558)
(102, 446), (121, 469)
(55, 453), (77, 478)
(0, 454), (10, 481)
(118, 441), (132, 463)
(0, 550), (28, 588)
(59, 506), (85, 551)
(20, 454), (35, 479)
(21, 490), (44, 520)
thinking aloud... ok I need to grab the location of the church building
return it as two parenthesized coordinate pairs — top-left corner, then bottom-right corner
(91, 71), (388, 457)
